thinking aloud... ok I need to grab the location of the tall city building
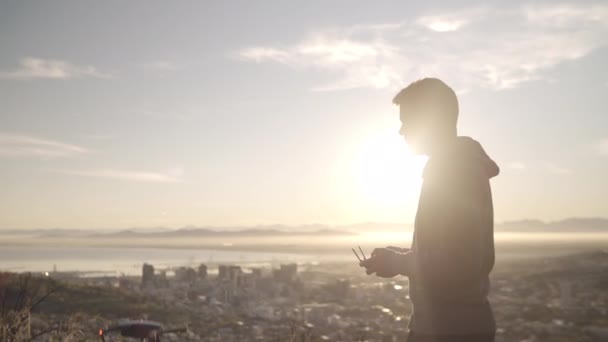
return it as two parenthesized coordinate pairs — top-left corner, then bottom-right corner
(274, 263), (298, 283)
(198, 264), (208, 280)
(142, 263), (155, 287)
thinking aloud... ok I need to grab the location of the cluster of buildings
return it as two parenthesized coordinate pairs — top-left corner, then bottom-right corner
(136, 261), (300, 308)
(489, 251), (608, 342)
(124, 251), (608, 341)
(21, 250), (608, 341)
(108, 261), (413, 341)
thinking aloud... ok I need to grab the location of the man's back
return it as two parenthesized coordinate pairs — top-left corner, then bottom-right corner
(408, 136), (499, 335)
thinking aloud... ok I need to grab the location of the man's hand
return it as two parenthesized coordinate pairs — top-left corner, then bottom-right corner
(360, 247), (403, 278)
(386, 246), (410, 253)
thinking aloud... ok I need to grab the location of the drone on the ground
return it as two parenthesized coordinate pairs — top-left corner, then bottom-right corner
(99, 319), (187, 342)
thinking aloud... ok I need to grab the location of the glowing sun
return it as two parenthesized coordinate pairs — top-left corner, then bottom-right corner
(351, 130), (427, 207)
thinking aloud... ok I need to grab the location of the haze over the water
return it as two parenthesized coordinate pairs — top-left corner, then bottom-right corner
(1, 0), (607, 230)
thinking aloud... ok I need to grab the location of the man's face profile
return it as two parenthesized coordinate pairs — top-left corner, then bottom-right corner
(398, 104), (428, 155)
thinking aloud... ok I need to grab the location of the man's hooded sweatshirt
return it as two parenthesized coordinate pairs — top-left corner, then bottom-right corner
(403, 136), (499, 334)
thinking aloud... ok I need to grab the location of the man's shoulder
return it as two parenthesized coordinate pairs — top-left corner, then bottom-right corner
(423, 136), (499, 183)
(423, 155), (488, 185)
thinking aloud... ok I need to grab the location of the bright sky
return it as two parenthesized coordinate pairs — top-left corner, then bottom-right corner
(1, 1), (607, 229)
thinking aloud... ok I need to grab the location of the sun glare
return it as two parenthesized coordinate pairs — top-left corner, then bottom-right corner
(351, 129), (428, 208)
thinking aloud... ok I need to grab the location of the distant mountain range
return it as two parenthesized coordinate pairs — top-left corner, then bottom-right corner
(495, 218), (608, 232)
(0, 226), (356, 238)
(1, 217), (608, 236)
(91, 227), (355, 238)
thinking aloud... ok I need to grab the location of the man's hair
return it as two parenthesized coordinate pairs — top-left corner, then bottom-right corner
(392, 78), (459, 126)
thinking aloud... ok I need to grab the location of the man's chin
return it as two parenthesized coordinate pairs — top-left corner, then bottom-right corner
(405, 142), (420, 154)
(407, 144), (428, 156)
(412, 149), (426, 156)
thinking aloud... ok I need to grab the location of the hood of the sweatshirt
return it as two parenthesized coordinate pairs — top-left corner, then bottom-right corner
(423, 136), (500, 180)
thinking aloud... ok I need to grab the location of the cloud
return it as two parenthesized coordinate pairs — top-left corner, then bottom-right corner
(523, 3), (608, 28)
(0, 57), (111, 80)
(0, 133), (87, 159)
(238, 3), (608, 91)
(594, 138), (608, 156)
(240, 48), (293, 64)
(51, 167), (183, 183)
(240, 35), (403, 90)
(416, 14), (472, 32)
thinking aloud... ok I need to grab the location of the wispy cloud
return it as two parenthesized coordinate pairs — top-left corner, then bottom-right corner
(0, 57), (111, 80)
(0, 133), (87, 159)
(594, 138), (608, 156)
(239, 3), (608, 91)
(416, 9), (481, 33)
(240, 48), (293, 64)
(51, 167), (183, 183)
(241, 36), (402, 91)
(523, 4), (608, 28)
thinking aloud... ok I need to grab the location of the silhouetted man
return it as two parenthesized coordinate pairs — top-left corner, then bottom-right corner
(361, 78), (498, 342)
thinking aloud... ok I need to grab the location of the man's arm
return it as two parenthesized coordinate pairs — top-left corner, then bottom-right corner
(361, 168), (490, 280)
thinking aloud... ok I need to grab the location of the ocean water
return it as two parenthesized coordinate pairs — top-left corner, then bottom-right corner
(1, 233), (607, 276)
(0, 245), (350, 276)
